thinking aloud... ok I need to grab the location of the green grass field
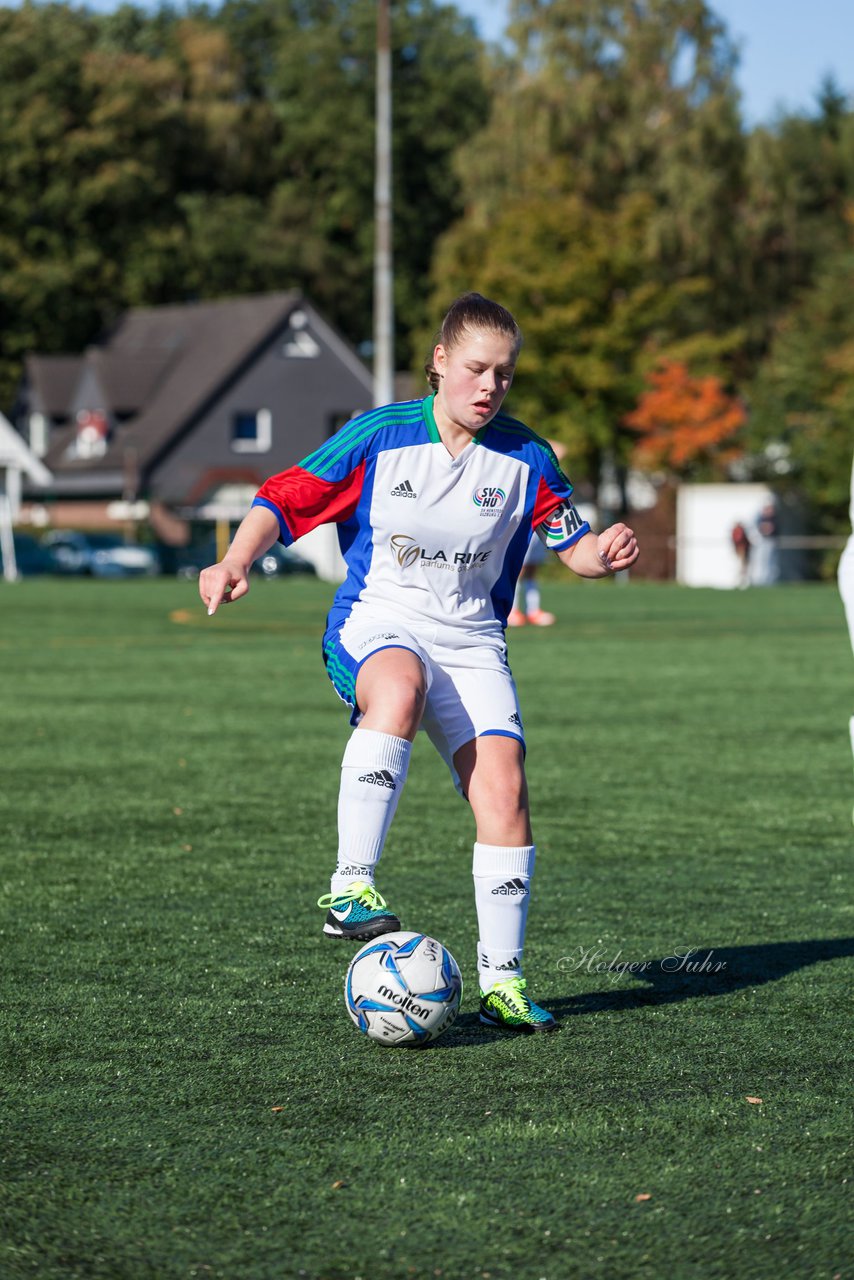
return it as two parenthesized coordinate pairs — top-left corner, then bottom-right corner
(1, 576), (852, 1280)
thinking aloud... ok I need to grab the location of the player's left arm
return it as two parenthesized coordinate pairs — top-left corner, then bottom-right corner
(557, 525), (639, 578)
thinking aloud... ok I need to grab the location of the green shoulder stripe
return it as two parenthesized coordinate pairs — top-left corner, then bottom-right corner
(488, 414), (566, 476)
(301, 401), (424, 479)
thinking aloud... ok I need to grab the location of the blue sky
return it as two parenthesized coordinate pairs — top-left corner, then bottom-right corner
(456, 0), (854, 125)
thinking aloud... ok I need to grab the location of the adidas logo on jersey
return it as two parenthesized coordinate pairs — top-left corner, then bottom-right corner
(358, 769), (397, 789)
(391, 480), (417, 498)
(508, 712), (522, 727)
(491, 877), (529, 896)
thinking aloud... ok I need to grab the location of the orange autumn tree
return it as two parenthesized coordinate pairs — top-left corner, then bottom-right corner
(624, 361), (746, 475)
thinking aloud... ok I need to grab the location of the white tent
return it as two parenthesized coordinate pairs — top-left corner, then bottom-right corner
(0, 412), (52, 582)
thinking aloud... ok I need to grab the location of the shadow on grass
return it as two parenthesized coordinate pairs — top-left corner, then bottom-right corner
(552, 935), (854, 1015)
(435, 937), (854, 1049)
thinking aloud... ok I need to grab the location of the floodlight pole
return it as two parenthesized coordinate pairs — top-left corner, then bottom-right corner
(373, 0), (394, 408)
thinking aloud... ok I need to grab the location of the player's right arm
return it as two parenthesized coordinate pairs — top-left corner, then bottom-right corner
(200, 414), (374, 615)
(199, 505), (281, 615)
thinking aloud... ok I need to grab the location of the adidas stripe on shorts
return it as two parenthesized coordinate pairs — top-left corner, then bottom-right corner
(322, 613), (525, 796)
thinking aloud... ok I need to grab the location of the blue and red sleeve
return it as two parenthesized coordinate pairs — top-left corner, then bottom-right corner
(253, 461), (366, 546)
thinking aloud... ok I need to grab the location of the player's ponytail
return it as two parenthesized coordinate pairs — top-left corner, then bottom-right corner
(424, 292), (522, 389)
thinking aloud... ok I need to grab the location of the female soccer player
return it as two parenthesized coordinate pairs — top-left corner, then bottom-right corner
(200, 292), (638, 1033)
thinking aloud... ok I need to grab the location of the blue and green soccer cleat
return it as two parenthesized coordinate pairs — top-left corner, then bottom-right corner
(317, 880), (401, 941)
(479, 976), (557, 1033)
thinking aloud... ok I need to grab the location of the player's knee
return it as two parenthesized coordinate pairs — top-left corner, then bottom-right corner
(392, 676), (427, 729)
(360, 671), (426, 738)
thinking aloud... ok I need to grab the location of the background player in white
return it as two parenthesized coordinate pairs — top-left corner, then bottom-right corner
(838, 452), (854, 820)
(200, 293), (638, 1033)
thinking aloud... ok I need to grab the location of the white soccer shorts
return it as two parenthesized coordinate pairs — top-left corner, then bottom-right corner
(322, 615), (525, 795)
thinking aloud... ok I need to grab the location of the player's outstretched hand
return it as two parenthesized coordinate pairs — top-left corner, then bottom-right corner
(597, 523), (639, 574)
(199, 560), (250, 616)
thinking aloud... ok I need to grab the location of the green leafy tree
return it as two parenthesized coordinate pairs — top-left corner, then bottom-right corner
(739, 77), (854, 363)
(0, 0), (488, 408)
(0, 4), (104, 397)
(746, 244), (854, 539)
(217, 0), (489, 362)
(430, 183), (734, 488)
(455, 0), (745, 275)
(428, 0), (746, 493)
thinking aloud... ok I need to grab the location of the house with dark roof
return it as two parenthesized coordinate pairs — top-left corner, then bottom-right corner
(17, 293), (376, 574)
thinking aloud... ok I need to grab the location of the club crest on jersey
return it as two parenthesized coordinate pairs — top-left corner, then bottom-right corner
(473, 485), (506, 517)
(391, 533), (491, 572)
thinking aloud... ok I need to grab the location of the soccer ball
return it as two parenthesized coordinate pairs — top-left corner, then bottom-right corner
(344, 931), (462, 1047)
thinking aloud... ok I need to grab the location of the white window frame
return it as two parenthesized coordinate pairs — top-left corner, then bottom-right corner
(231, 407), (272, 453)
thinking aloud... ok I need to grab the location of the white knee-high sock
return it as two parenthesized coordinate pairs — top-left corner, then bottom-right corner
(331, 729), (412, 894)
(472, 842), (536, 991)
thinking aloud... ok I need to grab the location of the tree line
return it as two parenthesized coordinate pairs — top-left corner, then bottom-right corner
(0, 0), (489, 394)
(1, 0), (852, 537)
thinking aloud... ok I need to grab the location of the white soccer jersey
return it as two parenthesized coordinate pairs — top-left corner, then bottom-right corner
(254, 395), (590, 641)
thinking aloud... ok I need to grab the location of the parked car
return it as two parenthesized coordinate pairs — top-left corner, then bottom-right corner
(0, 532), (55, 578)
(253, 543), (316, 578)
(173, 538), (315, 580)
(43, 530), (162, 577)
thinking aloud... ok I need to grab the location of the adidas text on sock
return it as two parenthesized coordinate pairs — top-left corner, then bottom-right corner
(330, 864), (375, 897)
(478, 943), (524, 990)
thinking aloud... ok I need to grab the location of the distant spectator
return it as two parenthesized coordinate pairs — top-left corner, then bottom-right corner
(731, 521), (751, 589)
(508, 533), (556, 626)
(752, 501), (779, 585)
